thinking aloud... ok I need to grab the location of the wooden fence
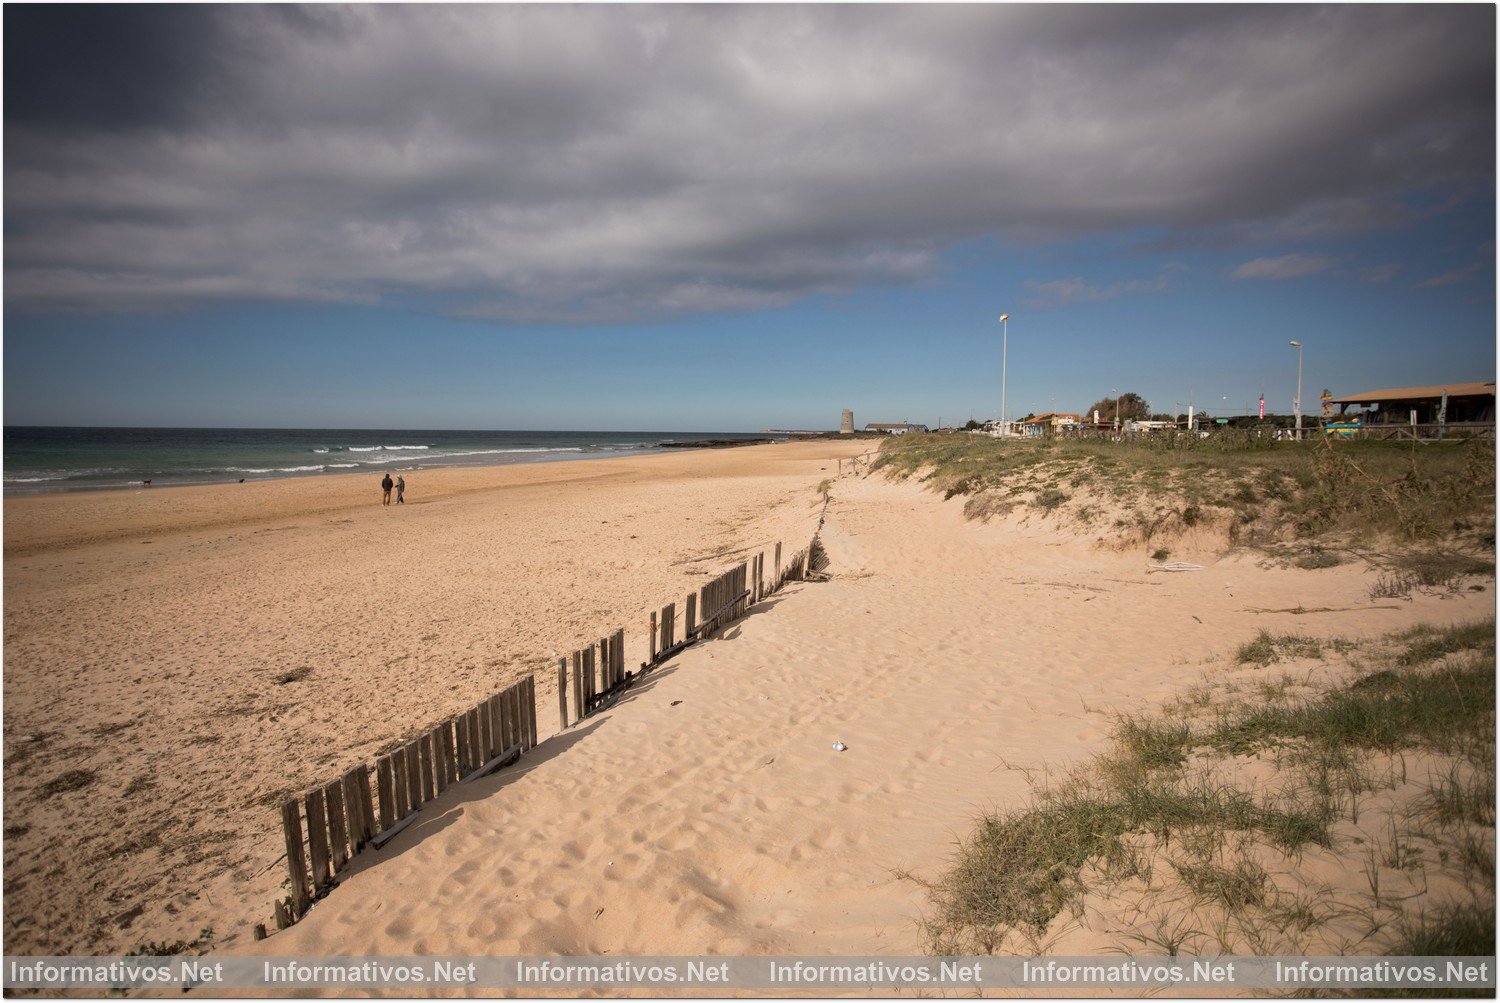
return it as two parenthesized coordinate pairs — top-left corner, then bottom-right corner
(268, 675), (537, 936)
(266, 531), (822, 937)
(837, 450), (877, 476)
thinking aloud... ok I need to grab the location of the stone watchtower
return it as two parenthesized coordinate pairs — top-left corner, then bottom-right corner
(840, 409), (855, 434)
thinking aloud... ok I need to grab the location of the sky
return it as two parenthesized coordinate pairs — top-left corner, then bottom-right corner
(4, 4), (1495, 431)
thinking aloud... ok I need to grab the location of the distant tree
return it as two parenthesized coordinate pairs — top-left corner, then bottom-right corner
(1084, 392), (1149, 424)
(963, 419), (982, 431)
(1022, 412), (1036, 422)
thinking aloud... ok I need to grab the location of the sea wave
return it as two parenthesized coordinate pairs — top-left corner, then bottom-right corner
(4, 468), (122, 482)
(345, 444), (430, 452)
(226, 465), (326, 474)
(354, 446), (587, 464)
(5, 472), (78, 482)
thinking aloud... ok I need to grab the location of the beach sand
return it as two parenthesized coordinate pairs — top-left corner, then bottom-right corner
(215, 465), (1489, 970)
(2, 440), (868, 956)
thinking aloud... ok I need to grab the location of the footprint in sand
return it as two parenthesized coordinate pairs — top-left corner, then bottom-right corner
(835, 779), (877, 802)
(525, 898), (564, 922)
(464, 914), (508, 939)
(559, 837), (594, 861)
(655, 828), (699, 852)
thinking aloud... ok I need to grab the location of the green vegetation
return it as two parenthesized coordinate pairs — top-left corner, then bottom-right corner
(126, 927), (214, 957)
(873, 433), (1495, 548)
(923, 619), (1495, 956)
(1235, 630), (1328, 666)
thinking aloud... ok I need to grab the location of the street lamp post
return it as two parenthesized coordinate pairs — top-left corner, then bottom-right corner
(1111, 387), (1119, 434)
(998, 313), (1010, 435)
(1289, 340), (1304, 440)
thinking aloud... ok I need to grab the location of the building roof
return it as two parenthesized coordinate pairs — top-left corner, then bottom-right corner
(1330, 382), (1495, 404)
(1022, 412), (1082, 423)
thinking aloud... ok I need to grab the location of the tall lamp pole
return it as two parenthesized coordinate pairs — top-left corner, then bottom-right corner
(1289, 340), (1304, 440)
(998, 313), (1010, 435)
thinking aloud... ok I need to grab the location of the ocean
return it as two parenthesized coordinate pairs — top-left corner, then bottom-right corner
(3, 427), (778, 493)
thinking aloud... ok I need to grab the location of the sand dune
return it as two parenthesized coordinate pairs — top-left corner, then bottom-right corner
(222, 467), (1489, 968)
(2, 440), (865, 956)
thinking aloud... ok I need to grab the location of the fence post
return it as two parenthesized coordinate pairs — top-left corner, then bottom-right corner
(571, 650), (584, 721)
(376, 756), (396, 830)
(354, 767), (376, 846)
(304, 788), (332, 890)
(403, 740), (423, 810)
(325, 778), (349, 871)
(774, 542), (782, 591)
(281, 799), (311, 918)
(527, 675), (539, 749)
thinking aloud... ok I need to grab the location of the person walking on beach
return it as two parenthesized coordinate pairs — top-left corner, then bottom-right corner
(381, 473), (393, 506)
(396, 475), (406, 505)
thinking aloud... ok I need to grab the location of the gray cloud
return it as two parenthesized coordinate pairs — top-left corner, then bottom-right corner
(1232, 253), (1339, 280)
(4, 5), (1494, 320)
(1024, 272), (1171, 310)
(1358, 263), (1402, 284)
(1416, 263), (1486, 288)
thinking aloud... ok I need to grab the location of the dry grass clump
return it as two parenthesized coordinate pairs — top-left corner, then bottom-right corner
(922, 619), (1495, 958)
(873, 433), (1495, 552)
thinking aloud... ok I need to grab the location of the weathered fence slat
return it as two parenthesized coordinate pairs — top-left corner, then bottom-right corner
(526, 675), (539, 749)
(471, 707), (485, 767)
(418, 733), (436, 804)
(323, 778), (349, 871)
(355, 767), (376, 844)
(447, 719), (463, 784)
(392, 748), (411, 818)
(404, 740), (423, 810)
(686, 592), (696, 637)
(304, 787), (332, 889)
(557, 657), (569, 729)
(498, 685), (513, 750)
(342, 768), (369, 853)
(462, 709), (478, 774)
(281, 799), (311, 918)
(515, 678), (527, 748)
(498, 695), (510, 758)
(571, 650), (584, 722)
(514, 682), (526, 747)
(376, 756), (396, 831)
(451, 714), (468, 777)
(585, 646), (596, 707)
(478, 698), (495, 763)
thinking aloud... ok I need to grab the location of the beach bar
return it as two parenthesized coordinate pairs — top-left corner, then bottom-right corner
(1328, 381), (1495, 439)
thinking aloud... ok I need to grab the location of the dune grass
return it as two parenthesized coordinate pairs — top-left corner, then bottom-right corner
(923, 619), (1495, 956)
(873, 433), (1495, 547)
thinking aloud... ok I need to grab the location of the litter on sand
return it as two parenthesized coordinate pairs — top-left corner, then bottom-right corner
(832, 741), (848, 752)
(1148, 562), (1205, 572)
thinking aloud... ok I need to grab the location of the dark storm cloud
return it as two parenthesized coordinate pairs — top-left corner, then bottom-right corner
(4, 4), (1493, 320)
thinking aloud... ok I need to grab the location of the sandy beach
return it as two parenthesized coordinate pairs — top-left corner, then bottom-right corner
(2, 440), (867, 956)
(212, 460), (1490, 967)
